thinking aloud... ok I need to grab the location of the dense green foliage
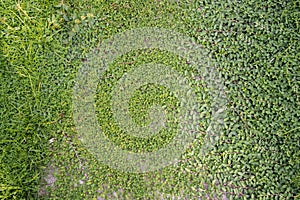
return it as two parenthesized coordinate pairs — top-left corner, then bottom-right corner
(0, 0), (299, 199)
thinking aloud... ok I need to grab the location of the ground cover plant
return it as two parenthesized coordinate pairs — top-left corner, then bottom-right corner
(0, 0), (299, 199)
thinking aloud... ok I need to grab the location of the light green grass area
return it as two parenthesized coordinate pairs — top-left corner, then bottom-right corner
(1, 0), (299, 199)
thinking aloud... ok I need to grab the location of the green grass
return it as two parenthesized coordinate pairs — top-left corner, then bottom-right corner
(1, 0), (299, 199)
